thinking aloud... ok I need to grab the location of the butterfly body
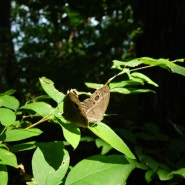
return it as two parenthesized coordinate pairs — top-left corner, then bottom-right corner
(63, 85), (110, 128)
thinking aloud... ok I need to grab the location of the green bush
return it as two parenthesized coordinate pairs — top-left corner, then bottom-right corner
(0, 57), (185, 185)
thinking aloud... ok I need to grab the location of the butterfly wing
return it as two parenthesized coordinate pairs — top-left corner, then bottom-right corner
(63, 90), (88, 128)
(81, 85), (110, 123)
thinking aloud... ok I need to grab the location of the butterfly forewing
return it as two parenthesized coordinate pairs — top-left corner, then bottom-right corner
(63, 90), (88, 127)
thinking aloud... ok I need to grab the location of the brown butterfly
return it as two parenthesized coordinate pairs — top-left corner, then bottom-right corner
(63, 85), (110, 128)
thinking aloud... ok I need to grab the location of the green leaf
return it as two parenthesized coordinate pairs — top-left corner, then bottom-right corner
(39, 77), (65, 103)
(0, 108), (16, 126)
(113, 59), (143, 68)
(157, 169), (173, 181)
(88, 122), (135, 159)
(9, 141), (37, 152)
(0, 148), (18, 168)
(65, 155), (135, 185)
(4, 128), (42, 142)
(55, 115), (81, 149)
(0, 164), (8, 185)
(109, 80), (141, 89)
(171, 167), (185, 178)
(85, 82), (103, 89)
(0, 95), (19, 110)
(95, 138), (112, 154)
(145, 170), (155, 183)
(110, 87), (154, 94)
(131, 72), (158, 87)
(0, 89), (16, 96)
(32, 142), (69, 185)
(110, 87), (132, 94)
(21, 102), (54, 115)
(169, 64), (185, 76)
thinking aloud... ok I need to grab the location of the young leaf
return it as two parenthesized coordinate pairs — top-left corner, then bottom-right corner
(113, 59), (143, 68)
(39, 77), (65, 103)
(131, 72), (158, 87)
(88, 122), (135, 159)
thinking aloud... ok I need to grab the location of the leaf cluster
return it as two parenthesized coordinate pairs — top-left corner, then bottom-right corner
(0, 58), (185, 184)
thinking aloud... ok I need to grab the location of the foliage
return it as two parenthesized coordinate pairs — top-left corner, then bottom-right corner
(1, 58), (185, 184)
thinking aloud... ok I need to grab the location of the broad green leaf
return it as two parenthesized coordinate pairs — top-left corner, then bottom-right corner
(21, 102), (54, 115)
(4, 128), (42, 142)
(0, 95), (19, 110)
(0, 148), (18, 168)
(55, 115), (80, 149)
(89, 122), (135, 159)
(0, 108), (16, 126)
(65, 155), (135, 185)
(0, 164), (8, 185)
(32, 142), (69, 185)
(39, 77), (65, 103)
(131, 72), (158, 87)
(10, 141), (37, 152)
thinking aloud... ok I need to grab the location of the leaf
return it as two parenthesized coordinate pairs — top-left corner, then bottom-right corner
(169, 64), (185, 76)
(0, 108), (16, 126)
(113, 59), (143, 68)
(54, 115), (81, 149)
(21, 102), (54, 115)
(0, 164), (8, 185)
(109, 80), (142, 89)
(4, 128), (42, 142)
(32, 142), (69, 185)
(0, 95), (19, 110)
(0, 89), (16, 96)
(170, 167), (185, 178)
(65, 155), (135, 185)
(157, 169), (173, 181)
(88, 122), (135, 159)
(131, 72), (158, 87)
(85, 82), (103, 89)
(95, 138), (112, 154)
(145, 170), (155, 183)
(110, 87), (154, 94)
(0, 148), (18, 168)
(39, 77), (65, 103)
(9, 141), (37, 152)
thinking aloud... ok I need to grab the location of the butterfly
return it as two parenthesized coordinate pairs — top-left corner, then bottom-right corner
(63, 85), (110, 127)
